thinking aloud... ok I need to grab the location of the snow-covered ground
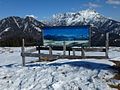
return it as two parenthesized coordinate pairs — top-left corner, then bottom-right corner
(0, 47), (120, 90)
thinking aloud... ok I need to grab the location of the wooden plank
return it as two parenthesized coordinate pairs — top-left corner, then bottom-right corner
(84, 56), (107, 59)
(37, 46), (107, 52)
(64, 56), (107, 59)
(72, 47), (82, 51)
(84, 48), (106, 52)
(37, 46), (106, 52)
(21, 53), (58, 57)
(21, 53), (41, 57)
(36, 46), (72, 51)
(21, 52), (107, 59)
(72, 47), (106, 52)
(25, 48), (36, 53)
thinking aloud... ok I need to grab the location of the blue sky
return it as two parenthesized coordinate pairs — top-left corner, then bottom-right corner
(0, 0), (120, 21)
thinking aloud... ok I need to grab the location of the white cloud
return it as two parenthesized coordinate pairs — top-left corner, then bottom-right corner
(83, 2), (101, 8)
(25, 15), (38, 19)
(106, 0), (120, 5)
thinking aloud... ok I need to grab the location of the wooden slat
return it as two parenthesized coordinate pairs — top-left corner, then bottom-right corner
(37, 46), (106, 52)
(72, 47), (106, 52)
(63, 56), (107, 59)
(21, 53), (59, 57)
(84, 48), (106, 52)
(21, 52), (108, 59)
(25, 48), (37, 53)
(22, 53), (44, 57)
(36, 46), (72, 51)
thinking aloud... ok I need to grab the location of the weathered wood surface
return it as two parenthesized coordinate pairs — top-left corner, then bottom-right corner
(105, 33), (109, 58)
(21, 46), (109, 66)
(37, 46), (106, 52)
(36, 46), (72, 51)
(63, 41), (66, 56)
(72, 47), (106, 52)
(21, 39), (25, 66)
(25, 48), (36, 53)
(21, 52), (108, 59)
(49, 46), (52, 55)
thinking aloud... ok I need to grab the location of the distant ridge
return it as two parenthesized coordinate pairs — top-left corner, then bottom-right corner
(0, 9), (120, 46)
(0, 16), (45, 46)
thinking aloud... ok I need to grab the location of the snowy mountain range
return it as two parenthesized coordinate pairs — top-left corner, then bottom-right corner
(0, 9), (120, 46)
(0, 16), (44, 46)
(45, 9), (120, 46)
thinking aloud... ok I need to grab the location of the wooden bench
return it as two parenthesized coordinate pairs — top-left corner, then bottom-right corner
(21, 34), (109, 66)
(36, 46), (109, 58)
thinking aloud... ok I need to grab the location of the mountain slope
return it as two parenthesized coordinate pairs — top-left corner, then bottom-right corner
(45, 9), (120, 46)
(0, 10), (120, 46)
(0, 16), (45, 46)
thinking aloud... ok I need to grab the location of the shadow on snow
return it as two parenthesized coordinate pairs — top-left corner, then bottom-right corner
(26, 61), (113, 71)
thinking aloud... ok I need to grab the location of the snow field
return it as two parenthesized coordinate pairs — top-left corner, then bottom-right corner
(0, 47), (120, 90)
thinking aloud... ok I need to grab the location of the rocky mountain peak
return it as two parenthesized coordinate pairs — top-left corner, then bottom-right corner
(0, 16), (45, 46)
(44, 9), (120, 46)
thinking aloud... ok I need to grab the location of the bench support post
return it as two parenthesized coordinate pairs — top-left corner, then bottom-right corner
(49, 46), (52, 55)
(81, 46), (85, 58)
(21, 39), (25, 66)
(68, 51), (70, 56)
(38, 46), (41, 61)
(105, 33), (109, 58)
(63, 41), (66, 56)
(73, 49), (75, 56)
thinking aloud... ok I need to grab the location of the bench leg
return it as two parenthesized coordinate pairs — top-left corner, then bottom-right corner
(105, 50), (109, 58)
(38, 50), (41, 61)
(21, 52), (25, 66)
(81, 48), (85, 58)
(21, 39), (25, 66)
(69, 51), (70, 56)
(49, 46), (52, 55)
(73, 49), (75, 56)
(63, 41), (66, 56)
